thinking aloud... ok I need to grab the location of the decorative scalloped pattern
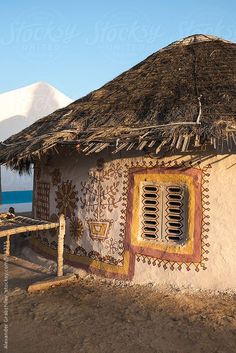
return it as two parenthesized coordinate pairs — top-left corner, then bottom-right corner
(134, 158), (211, 272)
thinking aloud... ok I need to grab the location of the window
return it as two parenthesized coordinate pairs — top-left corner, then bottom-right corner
(141, 182), (187, 243)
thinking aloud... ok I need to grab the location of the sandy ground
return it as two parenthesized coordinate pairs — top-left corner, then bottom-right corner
(0, 241), (236, 353)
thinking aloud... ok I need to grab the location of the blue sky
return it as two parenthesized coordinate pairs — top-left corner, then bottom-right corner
(1, 0), (235, 99)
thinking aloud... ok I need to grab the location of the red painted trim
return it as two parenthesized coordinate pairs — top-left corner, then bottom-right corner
(126, 167), (203, 263)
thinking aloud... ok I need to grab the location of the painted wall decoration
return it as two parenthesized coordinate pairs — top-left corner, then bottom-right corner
(32, 155), (213, 284)
(80, 161), (122, 241)
(69, 216), (84, 240)
(105, 237), (119, 255)
(55, 180), (79, 218)
(36, 181), (50, 220)
(127, 165), (210, 272)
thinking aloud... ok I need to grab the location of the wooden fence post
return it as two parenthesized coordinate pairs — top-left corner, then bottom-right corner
(5, 235), (10, 256)
(57, 214), (65, 277)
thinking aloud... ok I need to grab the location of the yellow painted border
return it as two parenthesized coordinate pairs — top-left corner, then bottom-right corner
(31, 238), (131, 276)
(131, 173), (195, 255)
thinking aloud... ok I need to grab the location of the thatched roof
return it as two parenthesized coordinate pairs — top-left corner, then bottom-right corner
(0, 34), (236, 171)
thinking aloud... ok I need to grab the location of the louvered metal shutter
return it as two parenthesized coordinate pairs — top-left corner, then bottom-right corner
(140, 182), (187, 242)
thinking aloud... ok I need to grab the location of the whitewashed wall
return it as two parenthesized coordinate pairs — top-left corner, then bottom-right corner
(34, 150), (236, 292)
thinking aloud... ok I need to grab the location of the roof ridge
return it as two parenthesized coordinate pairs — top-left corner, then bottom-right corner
(161, 34), (234, 52)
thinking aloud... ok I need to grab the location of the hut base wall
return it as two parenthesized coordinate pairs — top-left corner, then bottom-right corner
(32, 151), (236, 292)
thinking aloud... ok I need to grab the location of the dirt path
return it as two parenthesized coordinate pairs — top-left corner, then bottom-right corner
(1, 274), (235, 353)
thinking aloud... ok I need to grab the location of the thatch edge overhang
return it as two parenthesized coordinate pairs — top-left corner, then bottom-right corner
(1, 120), (235, 172)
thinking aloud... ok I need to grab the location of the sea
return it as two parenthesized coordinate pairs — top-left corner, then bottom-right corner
(0, 190), (32, 213)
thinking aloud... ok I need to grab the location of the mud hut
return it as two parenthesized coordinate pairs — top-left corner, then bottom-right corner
(0, 34), (235, 291)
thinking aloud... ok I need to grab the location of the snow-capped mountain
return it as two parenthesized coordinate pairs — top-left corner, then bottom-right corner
(0, 81), (72, 140)
(0, 81), (72, 213)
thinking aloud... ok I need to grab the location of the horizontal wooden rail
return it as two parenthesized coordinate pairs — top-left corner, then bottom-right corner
(0, 221), (59, 238)
(0, 214), (64, 278)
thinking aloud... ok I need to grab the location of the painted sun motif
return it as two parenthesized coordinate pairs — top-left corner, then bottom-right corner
(105, 237), (119, 254)
(55, 180), (79, 218)
(70, 217), (84, 240)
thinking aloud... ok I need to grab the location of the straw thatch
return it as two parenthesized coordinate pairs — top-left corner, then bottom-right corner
(0, 34), (235, 171)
